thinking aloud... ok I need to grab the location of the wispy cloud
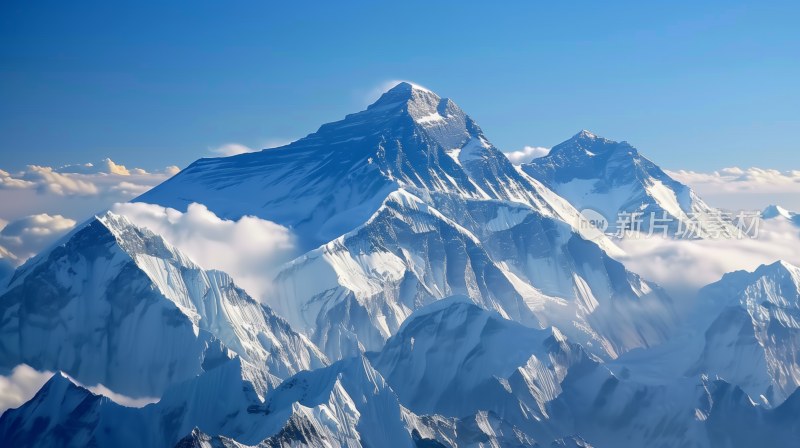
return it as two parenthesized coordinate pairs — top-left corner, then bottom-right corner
(668, 167), (800, 210)
(57, 158), (133, 176)
(617, 218), (800, 301)
(0, 365), (53, 414)
(0, 159), (181, 236)
(504, 146), (550, 164)
(25, 165), (100, 196)
(112, 202), (298, 302)
(0, 213), (76, 265)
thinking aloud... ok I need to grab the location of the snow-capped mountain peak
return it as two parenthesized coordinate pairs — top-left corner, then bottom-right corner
(691, 259), (800, 405)
(761, 204), (799, 225)
(575, 129), (598, 139)
(521, 131), (734, 238)
(761, 204), (793, 219)
(136, 83), (602, 250)
(0, 211), (327, 398)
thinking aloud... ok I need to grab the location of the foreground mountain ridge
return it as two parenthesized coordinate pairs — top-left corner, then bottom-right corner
(0, 211), (327, 398)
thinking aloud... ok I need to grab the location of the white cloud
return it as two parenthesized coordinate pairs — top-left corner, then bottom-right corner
(0, 160), (181, 230)
(617, 218), (800, 302)
(111, 202), (297, 301)
(164, 165), (181, 176)
(57, 158), (132, 176)
(504, 146), (550, 164)
(0, 159), (180, 198)
(24, 165), (99, 196)
(0, 213), (77, 265)
(0, 365), (158, 414)
(210, 143), (257, 157)
(0, 169), (35, 189)
(0, 365), (53, 414)
(668, 167), (800, 211)
(111, 181), (154, 196)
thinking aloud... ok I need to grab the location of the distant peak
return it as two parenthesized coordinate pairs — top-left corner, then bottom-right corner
(574, 130), (599, 139)
(762, 204), (793, 219)
(756, 259), (800, 277)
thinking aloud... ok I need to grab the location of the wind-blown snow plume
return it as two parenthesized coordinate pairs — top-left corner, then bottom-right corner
(111, 202), (297, 301)
(209, 143), (257, 156)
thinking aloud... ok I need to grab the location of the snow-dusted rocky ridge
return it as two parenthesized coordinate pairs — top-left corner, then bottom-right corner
(135, 82), (674, 361)
(0, 212), (327, 397)
(3, 82), (800, 447)
(762, 204), (800, 226)
(521, 131), (735, 238)
(136, 83), (607, 251)
(4, 298), (799, 448)
(272, 189), (673, 361)
(689, 260), (800, 406)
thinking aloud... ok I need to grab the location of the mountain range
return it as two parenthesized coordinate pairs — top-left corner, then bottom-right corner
(1, 82), (798, 447)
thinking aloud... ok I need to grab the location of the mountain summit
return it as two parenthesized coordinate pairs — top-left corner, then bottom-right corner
(138, 83), (595, 249)
(521, 131), (735, 238)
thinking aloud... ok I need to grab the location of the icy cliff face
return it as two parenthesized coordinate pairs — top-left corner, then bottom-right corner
(3, 298), (800, 448)
(135, 82), (666, 362)
(136, 83), (610, 251)
(0, 212), (326, 397)
(690, 260), (800, 406)
(272, 188), (673, 361)
(521, 131), (736, 238)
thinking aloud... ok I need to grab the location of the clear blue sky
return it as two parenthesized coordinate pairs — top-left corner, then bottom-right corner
(1, 0), (797, 172)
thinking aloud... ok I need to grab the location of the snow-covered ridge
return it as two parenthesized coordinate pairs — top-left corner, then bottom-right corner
(0, 211), (326, 398)
(136, 83), (614, 251)
(690, 260), (800, 405)
(271, 186), (674, 361)
(521, 130), (736, 238)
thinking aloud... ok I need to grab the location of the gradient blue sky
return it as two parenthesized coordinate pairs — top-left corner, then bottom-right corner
(1, 0), (797, 172)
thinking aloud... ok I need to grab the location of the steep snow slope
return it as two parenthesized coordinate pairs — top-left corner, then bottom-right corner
(0, 212), (326, 397)
(368, 297), (589, 438)
(272, 189), (673, 360)
(4, 294), (798, 448)
(369, 298), (800, 448)
(0, 356), (270, 448)
(689, 260), (800, 406)
(521, 131), (735, 238)
(0, 352), (453, 448)
(761, 204), (800, 227)
(136, 83), (612, 251)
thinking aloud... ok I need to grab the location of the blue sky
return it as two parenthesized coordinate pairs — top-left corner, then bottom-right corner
(1, 0), (797, 172)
